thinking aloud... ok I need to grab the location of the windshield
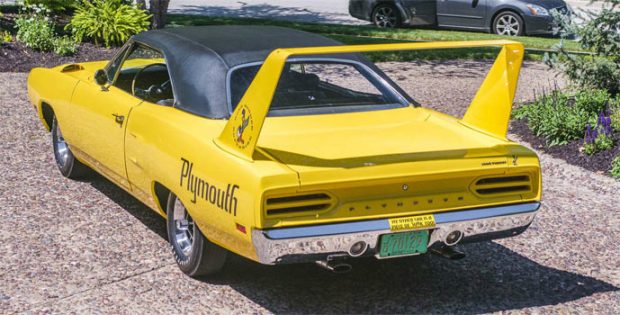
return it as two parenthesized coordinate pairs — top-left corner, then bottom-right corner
(229, 60), (408, 115)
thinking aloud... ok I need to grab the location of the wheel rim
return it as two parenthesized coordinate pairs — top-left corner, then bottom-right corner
(172, 198), (195, 257)
(54, 123), (69, 168)
(496, 15), (520, 36)
(375, 7), (397, 28)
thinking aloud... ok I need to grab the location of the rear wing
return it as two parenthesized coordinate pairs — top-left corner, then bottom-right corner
(215, 40), (524, 161)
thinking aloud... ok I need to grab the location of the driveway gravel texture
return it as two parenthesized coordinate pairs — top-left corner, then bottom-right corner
(1, 60), (619, 314)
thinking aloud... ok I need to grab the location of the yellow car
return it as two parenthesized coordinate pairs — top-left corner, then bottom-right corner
(28, 26), (541, 276)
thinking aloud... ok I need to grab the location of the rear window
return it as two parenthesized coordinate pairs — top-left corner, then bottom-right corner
(229, 60), (408, 115)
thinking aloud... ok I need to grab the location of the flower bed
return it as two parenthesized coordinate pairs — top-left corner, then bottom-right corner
(512, 89), (620, 177)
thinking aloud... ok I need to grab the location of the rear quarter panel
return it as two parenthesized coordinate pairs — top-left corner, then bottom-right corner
(124, 103), (299, 261)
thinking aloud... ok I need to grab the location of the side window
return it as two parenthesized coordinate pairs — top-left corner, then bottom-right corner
(113, 44), (174, 105)
(104, 44), (130, 84)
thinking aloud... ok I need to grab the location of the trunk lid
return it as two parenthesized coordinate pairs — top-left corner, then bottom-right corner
(256, 107), (541, 228)
(259, 106), (510, 184)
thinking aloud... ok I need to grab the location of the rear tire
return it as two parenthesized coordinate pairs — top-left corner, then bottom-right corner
(492, 11), (524, 36)
(166, 192), (227, 277)
(51, 117), (90, 179)
(372, 4), (402, 28)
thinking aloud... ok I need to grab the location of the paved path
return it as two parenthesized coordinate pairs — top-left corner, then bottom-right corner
(1, 61), (619, 313)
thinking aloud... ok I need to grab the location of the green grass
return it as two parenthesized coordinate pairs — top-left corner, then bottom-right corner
(167, 14), (585, 61)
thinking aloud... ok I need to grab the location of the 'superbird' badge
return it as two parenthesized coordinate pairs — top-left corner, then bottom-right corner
(232, 104), (254, 149)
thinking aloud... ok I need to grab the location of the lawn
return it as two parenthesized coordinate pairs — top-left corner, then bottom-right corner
(168, 14), (585, 61)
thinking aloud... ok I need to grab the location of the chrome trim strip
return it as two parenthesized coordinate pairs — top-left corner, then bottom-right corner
(264, 202), (540, 240)
(433, 202), (540, 224)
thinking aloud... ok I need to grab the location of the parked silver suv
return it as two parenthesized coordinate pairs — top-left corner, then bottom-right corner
(349, 0), (570, 36)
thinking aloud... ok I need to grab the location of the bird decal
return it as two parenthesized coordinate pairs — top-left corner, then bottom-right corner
(235, 108), (251, 145)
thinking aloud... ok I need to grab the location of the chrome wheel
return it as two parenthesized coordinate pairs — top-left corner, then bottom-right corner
(495, 14), (521, 36)
(374, 6), (398, 28)
(172, 198), (195, 257)
(53, 123), (69, 168)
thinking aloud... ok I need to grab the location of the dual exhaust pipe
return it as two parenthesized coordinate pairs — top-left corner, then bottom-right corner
(315, 230), (465, 273)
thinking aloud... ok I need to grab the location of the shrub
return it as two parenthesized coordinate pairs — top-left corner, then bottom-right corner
(15, 12), (55, 51)
(24, 0), (78, 12)
(583, 112), (615, 155)
(547, 0), (620, 95)
(611, 156), (620, 179)
(513, 89), (611, 146)
(53, 36), (77, 56)
(67, 0), (150, 48)
(611, 96), (620, 131)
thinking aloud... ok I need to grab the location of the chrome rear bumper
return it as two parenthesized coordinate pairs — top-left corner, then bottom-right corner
(252, 202), (540, 264)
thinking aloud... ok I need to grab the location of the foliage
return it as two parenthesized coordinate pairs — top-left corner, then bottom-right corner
(67, 0), (150, 47)
(22, 0), (78, 12)
(1, 30), (12, 44)
(513, 89), (611, 146)
(611, 156), (620, 179)
(53, 36), (77, 56)
(611, 96), (620, 130)
(583, 112), (615, 155)
(15, 4), (55, 51)
(546, 0), (620, 95)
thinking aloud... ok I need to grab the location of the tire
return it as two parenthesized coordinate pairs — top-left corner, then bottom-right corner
(51, 117), (90, 179)
(166, 192), (227, 277)
(492, 11), (524, 36)
(372, 4), (402, 28)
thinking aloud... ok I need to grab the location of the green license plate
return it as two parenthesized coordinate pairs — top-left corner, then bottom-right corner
(379, 230), (429, 258)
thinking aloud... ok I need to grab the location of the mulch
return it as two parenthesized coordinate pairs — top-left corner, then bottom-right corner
(510, 119), (620, 175)
(0, 41), (116, 72)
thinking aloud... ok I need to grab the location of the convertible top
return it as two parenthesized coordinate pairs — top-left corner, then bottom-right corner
(132, 25), (358, 119)
(131, 26), (402, 119)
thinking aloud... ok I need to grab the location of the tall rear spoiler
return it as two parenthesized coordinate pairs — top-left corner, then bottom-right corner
(215, 40), (524, 161)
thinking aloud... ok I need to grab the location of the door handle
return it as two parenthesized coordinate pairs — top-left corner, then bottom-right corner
(112, 113), (124, 126)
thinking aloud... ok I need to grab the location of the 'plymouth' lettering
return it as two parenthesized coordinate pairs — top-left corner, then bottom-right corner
(179, 158), (239, 216)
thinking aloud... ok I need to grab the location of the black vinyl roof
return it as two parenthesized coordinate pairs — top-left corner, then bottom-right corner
(131, 26), (405, 119)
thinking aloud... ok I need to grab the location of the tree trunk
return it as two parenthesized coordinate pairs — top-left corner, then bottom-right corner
(135, 0), (146, 9)
(149, 0), (170, 29)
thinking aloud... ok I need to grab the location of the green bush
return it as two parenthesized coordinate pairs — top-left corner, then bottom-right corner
(15, 14), (55, 51)
(611, 156), (620, 179)
(611, 96), (620, 131)
(583, 113), (615, 155)
(513, 89), (611, 146)
(547, 0), (620, 95)
(67, 0), (150, 48)
(53, 36), (77, 55)
(24, 0), (78, 12)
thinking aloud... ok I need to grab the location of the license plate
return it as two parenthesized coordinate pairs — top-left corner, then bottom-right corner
(379, 230), (429, 258)
(388, 214), (436, 232)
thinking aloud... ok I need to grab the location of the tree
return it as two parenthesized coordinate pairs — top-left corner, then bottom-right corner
(547, 0), (620, 95)
(149, 0), (170, 29)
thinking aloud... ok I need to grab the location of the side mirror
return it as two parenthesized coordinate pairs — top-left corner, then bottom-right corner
(94, 69), (108, 86)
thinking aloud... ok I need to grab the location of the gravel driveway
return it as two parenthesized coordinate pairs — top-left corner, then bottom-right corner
(1, 61), (619, 314)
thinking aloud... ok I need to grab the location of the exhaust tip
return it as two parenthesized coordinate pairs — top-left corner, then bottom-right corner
(332, 263), (353, 274)
(444, 230), (464, 246)
(348, 241), (368, 257)
(315, 260), (353, 273)
(431, 246), (466, 260)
